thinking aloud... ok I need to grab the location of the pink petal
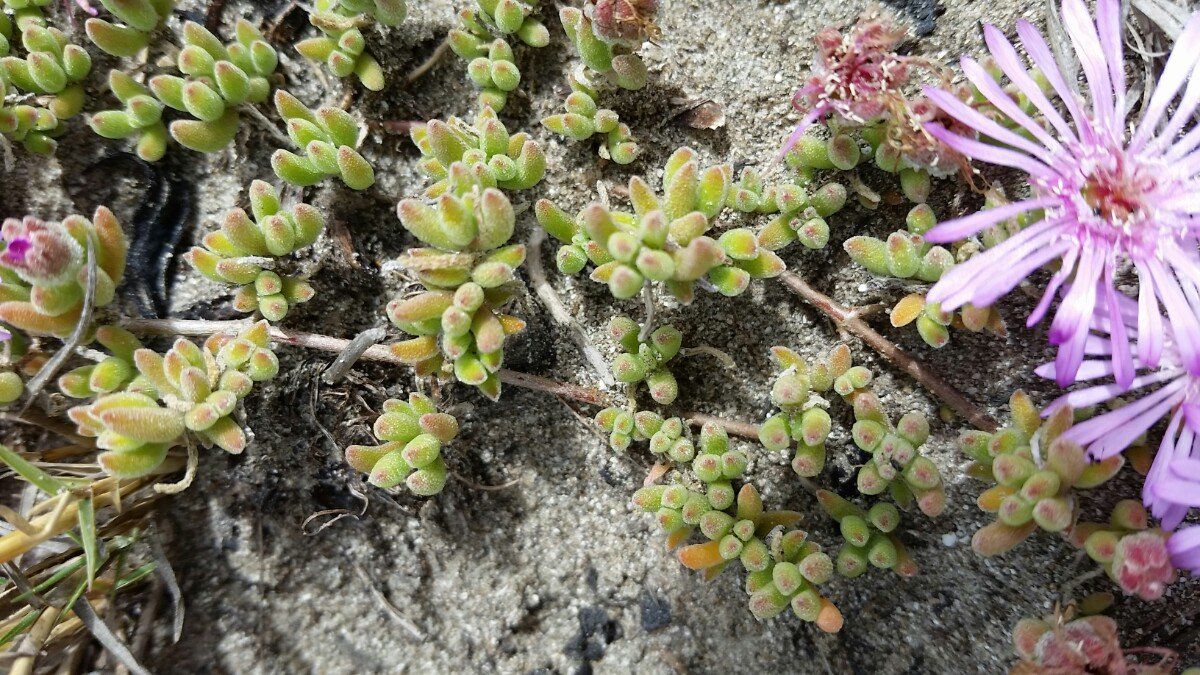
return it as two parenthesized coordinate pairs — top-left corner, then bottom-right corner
(1102, 264), (1134, 388)
(1028, 246), (1079, 326)
(923, 82), (1053, 158)
(922, 122), (1059, 179)
(926, 222), (1066, 309)
(1133, 11), (1200, 150)
(1047, 370), (1183, 420)
(1147, 259), (1200, 374)
(1137, 266), (1165, 368)
(1065, 378), (1186, 454)
(1094, 0), (1126, 129)
(1061, 0), (1116, 129)
(1049, 248), (1104, 346)
(922, 196), (1057, 243)
(1012, 21), (1088, 142)
(777, 107), (825, 161)
(961, 45), (1067, 154)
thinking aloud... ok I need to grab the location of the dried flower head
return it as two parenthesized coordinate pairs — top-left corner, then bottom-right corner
(781, 11), (909, 154)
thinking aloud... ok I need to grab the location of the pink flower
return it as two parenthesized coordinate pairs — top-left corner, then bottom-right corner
(1168, 526), (1200, 576)
(921, 0), (1200, 388)
(1038, 297), (1199, 545)
(780, 12), (910, 154)
(1, 216), (81, 286)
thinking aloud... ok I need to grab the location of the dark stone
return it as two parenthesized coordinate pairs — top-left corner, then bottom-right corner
(567, 606), (621, 667)
(639, 593), (671, 632)
(882, 0), (944, 37)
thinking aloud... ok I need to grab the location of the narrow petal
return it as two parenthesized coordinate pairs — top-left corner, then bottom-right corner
(1094, 0), (1126, 129)
(1148, 260), (1200, 374)
(1133, 11), (1200, 149)
(1061, 0), (1115, 129)
(1028, 246), (1079, 326)
(1014, 21), (1087, 142)
(961, 47), (1066, 154)
(1035, 358), (1115, 382)
(926, 222), (1066, 309)
(1136, 265), (1165, 368)
(923, 123), (1059, 179)
(1102, 263), (1134, 388)
(923, 197), (1057, 243)
(971, 238), (1070, 307)
(923, 82), (1054, 158)
(1046, 369), (1183, 416)
(1049, 249), (1103, 345)
(1063, 378), (1186, 452)
(777, 107), (825, 160)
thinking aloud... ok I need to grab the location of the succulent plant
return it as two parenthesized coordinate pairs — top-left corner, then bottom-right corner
(844, 204), (1005, 349)
(58, 325), (143, 398)
(1, 76), (59, 153)
(271, 89), (374, 190)
(558, 5), (651, 91)
(541, 87), (638, 164)
(66, 321), (279, 477)
(962, 391), (1123, 557)
(0, 209), (128, 337)
(448, 0), (549, 111)
(816, 489), (916, 578)
(139, 20), (278, 154)
(850, 391), (945, 517)
(85, 0), (175, 58)
(344, 392), (459, 495)
(635, 482), (842, 631)
(411, 106), (545, 198)
(184, 180), (325, 321)
(390, 173), (526, 399)
(758, 344), (872, 478)
(606, 314), (680, 405)
(0, 367), (22, 404)
(1, 22), (91, 118)
(88, 70), (169, 161)
(537, 147), (785, 302)
(843, 207), (952, 284)
(296, 0), (407, 91)
(741, 525), (841, 632)
(2, 0), (52, 33)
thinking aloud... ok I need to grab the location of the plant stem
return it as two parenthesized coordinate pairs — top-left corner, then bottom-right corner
(404, 37), (451, 85)
(684, 412), (759, 440)
(122, 318), (616, 407)
(777, 272), (999, 432)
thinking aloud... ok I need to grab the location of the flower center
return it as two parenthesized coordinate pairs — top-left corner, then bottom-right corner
(1080, 160), (1155, 225)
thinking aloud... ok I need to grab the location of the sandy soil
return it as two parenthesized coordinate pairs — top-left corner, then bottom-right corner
(2, 0), (1198, 672)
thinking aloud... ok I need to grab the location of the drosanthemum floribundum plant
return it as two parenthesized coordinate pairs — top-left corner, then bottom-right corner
(921, 0), (1200, 389)
(1037, 296), (1199, 576)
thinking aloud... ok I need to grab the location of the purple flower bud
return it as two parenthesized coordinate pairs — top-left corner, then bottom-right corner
(1, 217), (82, 285)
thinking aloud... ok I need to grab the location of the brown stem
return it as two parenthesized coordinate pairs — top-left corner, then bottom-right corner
(684, 412), (759, 440)
(121, 318), (616, 408)
(777, 272), (999, 432)
(404, 37), (451, 85)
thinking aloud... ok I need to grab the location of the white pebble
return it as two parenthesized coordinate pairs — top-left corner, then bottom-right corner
(942, 533), (959, 547)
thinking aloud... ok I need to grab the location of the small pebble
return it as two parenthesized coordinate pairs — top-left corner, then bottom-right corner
(942, 533), (959, 547)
